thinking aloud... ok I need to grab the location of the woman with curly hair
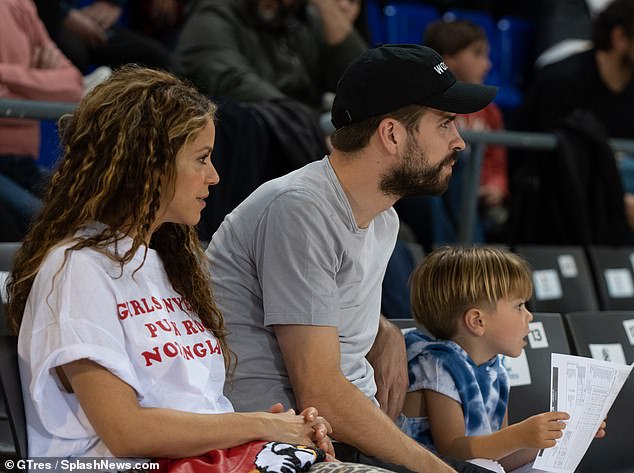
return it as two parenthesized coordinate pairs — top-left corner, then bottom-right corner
(5, 65), (334, 469)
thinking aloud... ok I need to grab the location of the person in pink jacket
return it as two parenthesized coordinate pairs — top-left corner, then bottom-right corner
(0, 0), (83, 238)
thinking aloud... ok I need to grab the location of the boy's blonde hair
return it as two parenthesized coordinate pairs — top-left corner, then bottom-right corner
(410, 246), (533, 340)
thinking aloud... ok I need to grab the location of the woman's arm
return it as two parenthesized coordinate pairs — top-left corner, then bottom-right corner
(424, 390), (569, 461)
(62, 359), (331, 458)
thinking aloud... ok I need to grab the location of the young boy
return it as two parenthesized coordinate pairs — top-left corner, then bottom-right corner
(398, 246), (572, 471)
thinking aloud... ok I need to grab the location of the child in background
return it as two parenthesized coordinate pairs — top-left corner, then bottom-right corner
(398, 246), (579, 471)
(424, 20), (509, 241)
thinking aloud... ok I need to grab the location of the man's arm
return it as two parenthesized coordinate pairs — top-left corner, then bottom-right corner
(274, 324), (457, 473)
(366, 315), (408, 420)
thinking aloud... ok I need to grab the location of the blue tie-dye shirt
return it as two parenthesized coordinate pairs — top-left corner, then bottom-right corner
(398, 330), (509, 452)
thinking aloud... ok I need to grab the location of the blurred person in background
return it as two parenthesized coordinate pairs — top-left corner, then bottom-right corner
(34, 0), (175, 74)
(0, 0), (83, 238)
(175, 0), (366, 114)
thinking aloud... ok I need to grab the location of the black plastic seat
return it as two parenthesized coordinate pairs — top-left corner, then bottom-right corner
(0, 335), (26, 459)
(563, 311), (634, 473)
(506, 313), (571, 425)
(586, 246), (634, 310)
(514, 245), (599, 313)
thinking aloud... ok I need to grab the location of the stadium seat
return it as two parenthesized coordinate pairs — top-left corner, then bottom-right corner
(504, 313), (571, 425)
(0, 242), (20, 273)
(364, 0), (388, 45)
(0, 242), (19, 335)
(389, 318), (416, 330)
(0, 336), (26, 460)
(382, 239), (424, 319)
(586, 246), (634, 310)
(563, 311), (634, 473)
(495, 16), (536, 110)
(38, 120), (61, 170)
(0, 244), (19, 455)
(513, 245), (599, 313)
(383, 2), (440, 44)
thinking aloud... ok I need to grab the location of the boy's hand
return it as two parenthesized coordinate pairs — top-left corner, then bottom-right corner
(514, 411), (570, 449)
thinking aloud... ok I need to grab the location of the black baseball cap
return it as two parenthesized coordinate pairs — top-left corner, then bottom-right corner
(331, 44), (498, 129)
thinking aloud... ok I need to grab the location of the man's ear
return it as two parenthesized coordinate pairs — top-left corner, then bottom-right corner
(464, 308), (486, 336)
(376, 118), (402, 153)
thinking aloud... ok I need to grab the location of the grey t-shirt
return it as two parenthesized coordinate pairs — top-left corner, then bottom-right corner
(207, 157), (399, 411)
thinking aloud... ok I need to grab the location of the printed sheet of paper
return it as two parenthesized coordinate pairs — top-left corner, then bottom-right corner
(532, 353), (633, 473)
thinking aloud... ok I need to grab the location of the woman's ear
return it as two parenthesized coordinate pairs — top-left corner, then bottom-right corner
(464, 308), (486, 336)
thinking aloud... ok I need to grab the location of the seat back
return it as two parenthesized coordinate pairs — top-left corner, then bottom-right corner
(383, 2), (440, 44)
(495, 16), (536, 110)
(0, 242), (20, 336)
(563, 311), (634, 473)
(364, 0), (387, 45)
(389, 318), (416, 331)
(0, 243), (20, 272)
(0, 336), (26, 459)
(505, 313), (571, 425)
(382, 240), (424, 319)
(514, 245), (599, 313)
(586, 246), (634, 310)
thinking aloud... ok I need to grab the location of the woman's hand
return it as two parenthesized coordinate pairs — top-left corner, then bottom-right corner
(268, 404), (335, 458)
(300, 406), (335, 458)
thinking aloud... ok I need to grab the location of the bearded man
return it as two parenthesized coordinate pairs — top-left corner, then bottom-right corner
(206, 45), (497, 473)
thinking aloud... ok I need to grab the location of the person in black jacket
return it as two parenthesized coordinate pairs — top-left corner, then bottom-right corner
(510, 0), (634, 243)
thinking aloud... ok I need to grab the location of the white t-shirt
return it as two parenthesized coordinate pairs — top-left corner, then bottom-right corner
(19, 224), (233, 457)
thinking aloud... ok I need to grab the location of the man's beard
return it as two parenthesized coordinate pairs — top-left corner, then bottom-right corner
(380, 135), (456, 198)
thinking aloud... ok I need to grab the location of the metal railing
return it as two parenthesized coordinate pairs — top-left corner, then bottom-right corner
(458, 130), (634, 243)
(4, 98), (634, 244)
(0, 98), (76, 120)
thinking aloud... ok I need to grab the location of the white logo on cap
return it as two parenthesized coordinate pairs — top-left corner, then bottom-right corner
(434, 62), (448, 75)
